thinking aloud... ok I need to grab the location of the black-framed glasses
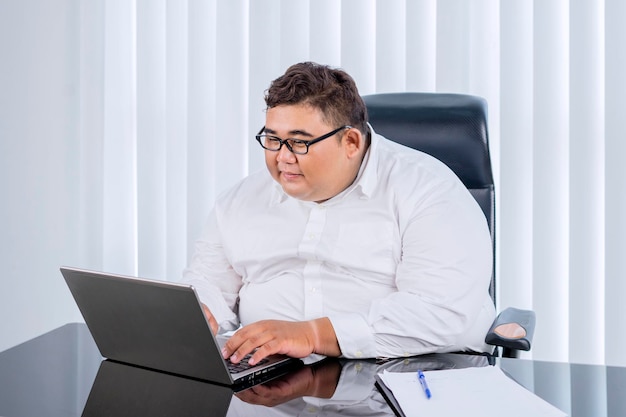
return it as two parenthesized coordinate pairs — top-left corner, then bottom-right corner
(255, 125), (352, 155)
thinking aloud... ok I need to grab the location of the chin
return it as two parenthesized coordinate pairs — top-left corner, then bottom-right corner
(280, 186), (316, 202)
(283, 189), (309, 201)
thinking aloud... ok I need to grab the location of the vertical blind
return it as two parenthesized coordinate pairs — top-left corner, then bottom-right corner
(74, 0), (626, 366)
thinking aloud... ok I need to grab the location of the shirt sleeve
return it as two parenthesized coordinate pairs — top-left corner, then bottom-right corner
(382, 179), (492, 356)
(335, 177), (495, 358)
(180, 207), (242, 332)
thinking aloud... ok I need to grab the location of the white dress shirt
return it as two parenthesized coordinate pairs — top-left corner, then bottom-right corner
(182, 127), (495, 358)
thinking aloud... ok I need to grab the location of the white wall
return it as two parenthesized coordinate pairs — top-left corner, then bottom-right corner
(0, 0), (85, 352)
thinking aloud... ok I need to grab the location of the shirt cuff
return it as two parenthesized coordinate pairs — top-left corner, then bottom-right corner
(328, 313), (377, 359)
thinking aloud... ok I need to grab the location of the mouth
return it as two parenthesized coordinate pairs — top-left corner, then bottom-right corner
(280, 171), (303, 181)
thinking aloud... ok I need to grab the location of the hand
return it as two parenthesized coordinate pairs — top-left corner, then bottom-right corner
(200, 303), (219, 334)
(235, 359), (342, 406)
(221, 318), (341, 366)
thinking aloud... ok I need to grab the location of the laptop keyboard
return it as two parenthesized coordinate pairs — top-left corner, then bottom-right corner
(227, 353), (270, 373)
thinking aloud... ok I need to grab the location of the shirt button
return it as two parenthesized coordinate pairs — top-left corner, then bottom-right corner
(308, 233), (316, 240)
(355, 351), (363, 358)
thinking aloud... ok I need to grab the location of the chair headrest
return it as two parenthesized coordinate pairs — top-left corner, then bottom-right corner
(363, 92), (493, 189)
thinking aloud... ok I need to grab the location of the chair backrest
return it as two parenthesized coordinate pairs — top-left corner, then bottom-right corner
(363, 92), (496, 302)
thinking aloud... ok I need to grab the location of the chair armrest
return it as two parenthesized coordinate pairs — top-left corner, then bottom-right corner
(485, 307), (536, 352)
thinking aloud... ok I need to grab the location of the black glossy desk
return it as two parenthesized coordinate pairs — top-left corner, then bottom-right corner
(1, 323), (624, 416)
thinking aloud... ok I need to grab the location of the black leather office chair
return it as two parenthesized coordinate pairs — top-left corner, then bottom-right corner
(363, 92), (535, 358)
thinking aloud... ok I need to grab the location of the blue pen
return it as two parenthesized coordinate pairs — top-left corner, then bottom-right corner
(417, 370), (432, 399)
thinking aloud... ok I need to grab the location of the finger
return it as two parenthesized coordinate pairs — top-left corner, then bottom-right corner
(248, 339), (278, 366)
(225, 328), (269, 363)
(246, 384), (274, 397)
(235, 387), (280, 407)
(234, 390), (262, 405)
(220, 329), (245, 360)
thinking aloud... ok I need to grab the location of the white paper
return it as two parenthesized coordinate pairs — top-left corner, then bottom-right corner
(379, 366), (567, 417)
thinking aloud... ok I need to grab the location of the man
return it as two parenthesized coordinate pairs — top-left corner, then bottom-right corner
(182, 62), (495, 367)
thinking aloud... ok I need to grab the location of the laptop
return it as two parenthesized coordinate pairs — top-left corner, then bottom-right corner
(60, 266), (301, 387)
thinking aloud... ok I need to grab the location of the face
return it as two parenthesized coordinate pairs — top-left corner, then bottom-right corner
(263, 104), (365, 203)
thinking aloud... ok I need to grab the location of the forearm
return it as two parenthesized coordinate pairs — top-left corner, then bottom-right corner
(330, 293), (495, 359)
(181, 208), (243, 329)
(369, 293), (494, 355)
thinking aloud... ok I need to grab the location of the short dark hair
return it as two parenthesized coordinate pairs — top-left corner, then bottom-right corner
(264, 62), (368, 135)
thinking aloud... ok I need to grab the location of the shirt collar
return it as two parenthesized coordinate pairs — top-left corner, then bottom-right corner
(351, 123), (379, 200)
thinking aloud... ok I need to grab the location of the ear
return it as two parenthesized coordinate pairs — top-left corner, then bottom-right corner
(343, 128), (364, 159)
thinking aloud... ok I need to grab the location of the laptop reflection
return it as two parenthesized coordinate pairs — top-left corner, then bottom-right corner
(82, 360), (233, 417)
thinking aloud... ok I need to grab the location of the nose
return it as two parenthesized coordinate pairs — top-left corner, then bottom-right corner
(276, 143), (297, 163)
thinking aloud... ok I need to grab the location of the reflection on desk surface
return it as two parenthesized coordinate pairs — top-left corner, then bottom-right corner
(84, 359), (233, 416)
(229, 353), (489, 417)
(500, 356), (626, 417)
(0, 323), (101, 417)
(83, 353), (489, 416)
(0, 323), (486, 417)
(1, 323), (626, 417)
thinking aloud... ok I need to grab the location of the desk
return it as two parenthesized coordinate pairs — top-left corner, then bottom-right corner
(0, 324), (624, 416)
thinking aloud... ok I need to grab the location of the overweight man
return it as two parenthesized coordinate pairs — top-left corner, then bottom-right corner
(182, 62), (495, 366)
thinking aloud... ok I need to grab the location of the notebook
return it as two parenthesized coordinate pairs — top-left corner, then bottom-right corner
(60, 266), (301, 388)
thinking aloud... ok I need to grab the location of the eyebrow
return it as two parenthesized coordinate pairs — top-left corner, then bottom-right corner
(263, 127), (314, 138)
